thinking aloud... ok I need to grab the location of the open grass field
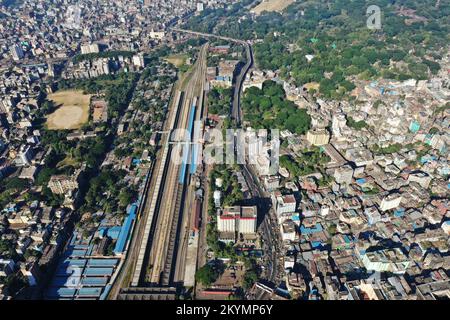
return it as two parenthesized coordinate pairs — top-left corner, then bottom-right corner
(250, 0), (294, 15)
(56, 155), (79, 169)
(46, 90), (91, 130)
(164, 54), (188, 68)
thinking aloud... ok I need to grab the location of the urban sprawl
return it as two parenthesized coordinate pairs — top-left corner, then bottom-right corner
(0, 0), (449, 301)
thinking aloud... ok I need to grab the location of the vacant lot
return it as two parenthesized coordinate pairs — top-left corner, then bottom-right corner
(164, 54), (188, 68)
(304, 82), (320, 91)
(250, 0), (294, 15)
(46, 90), (91, 130)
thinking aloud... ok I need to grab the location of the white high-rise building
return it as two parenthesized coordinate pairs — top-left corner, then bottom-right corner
(281, 220), (296, 241)
(0, 259), (15, 277)
(132, 53), (145, 68)
(217, 206), (239, 233)
(332, 113), (347, 138)
(80, 43), (99, 55)
(239, 206), (257, 234)
(217, 206), (257, 235)
(407, 172), (432, 188)
(360, 248), (410, 274)
(306, 129), (330, 146)
(149, 29), (165, 40)
(334, 164), (354, 185)
(275, 193), (296, 216)
(65, 4), (82, 29)
(19, 145), (33, 166)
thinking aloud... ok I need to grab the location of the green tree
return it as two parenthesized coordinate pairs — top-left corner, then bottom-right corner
(195, 264), (219, 286)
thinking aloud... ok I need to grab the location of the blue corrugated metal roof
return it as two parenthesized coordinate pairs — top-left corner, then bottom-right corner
(86, 244), (94, 256)
(113, 203), (138, 254)
(74, 244), (89, 250)
(98, 228), (107, 238)
(343, 235), (351, 244)
(99, 226), (122, 239)
(63, 259), (87, 267)
(311, 241), (322, 248)
(300, 223), (323, 234)
(56, 266), (80, 276)
(100, 284), (112, 300)
(87, 258), (118, 267)
(81, 277), (108, 286)
(67, 249), (88, 257)
(394, 208), (405, 217)
(190, 143), (199, 174)
(69, 233), (78, 245)
(47, 287), (77, 298)
(50, 276), (74, 287)
(107, 227), (122, 239)
(179, 105), (196, 184)
(77, 287), (102, 297)
(84, 267), (114, 277)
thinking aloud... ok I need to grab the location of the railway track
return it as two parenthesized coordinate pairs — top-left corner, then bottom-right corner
(146, 95), (188, 285)
(173, 44), (208, 285)
(161, 183), (185, 285)
(113, 44), (208, 296)
(143, 44), (208, 287)
(130, 89), (185, 287)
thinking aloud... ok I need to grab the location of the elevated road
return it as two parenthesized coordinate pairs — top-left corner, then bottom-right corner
(170, 27), (253, 125)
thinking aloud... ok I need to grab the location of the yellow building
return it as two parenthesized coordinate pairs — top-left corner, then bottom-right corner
(48, 168), (83, 195)
(306, 129), (330, 146)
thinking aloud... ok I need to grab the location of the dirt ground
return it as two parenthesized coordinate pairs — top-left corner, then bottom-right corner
(164, 54), (187, 68)
(46, 90), (91, 130)
(250, 0), (294, 15)
(303, 82), (320, 90)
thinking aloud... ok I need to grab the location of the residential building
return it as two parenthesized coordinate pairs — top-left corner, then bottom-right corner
(306, 129), (330, 146)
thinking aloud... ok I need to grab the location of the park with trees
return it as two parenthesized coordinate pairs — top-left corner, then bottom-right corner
(242, 80), (311, 134)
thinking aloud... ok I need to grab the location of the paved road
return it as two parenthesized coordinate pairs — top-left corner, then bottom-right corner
(231, 44), (253, 125)
(241, 164), (282, 284)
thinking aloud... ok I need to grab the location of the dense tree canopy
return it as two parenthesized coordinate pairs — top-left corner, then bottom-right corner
(242, 81), (311, 134)
(184, 0), (449, 99)
(208, 87), (232, 116)
(195, 264), (220, 286)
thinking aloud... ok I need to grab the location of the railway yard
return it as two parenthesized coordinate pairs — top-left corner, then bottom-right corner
(111, 44), (208, 298)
